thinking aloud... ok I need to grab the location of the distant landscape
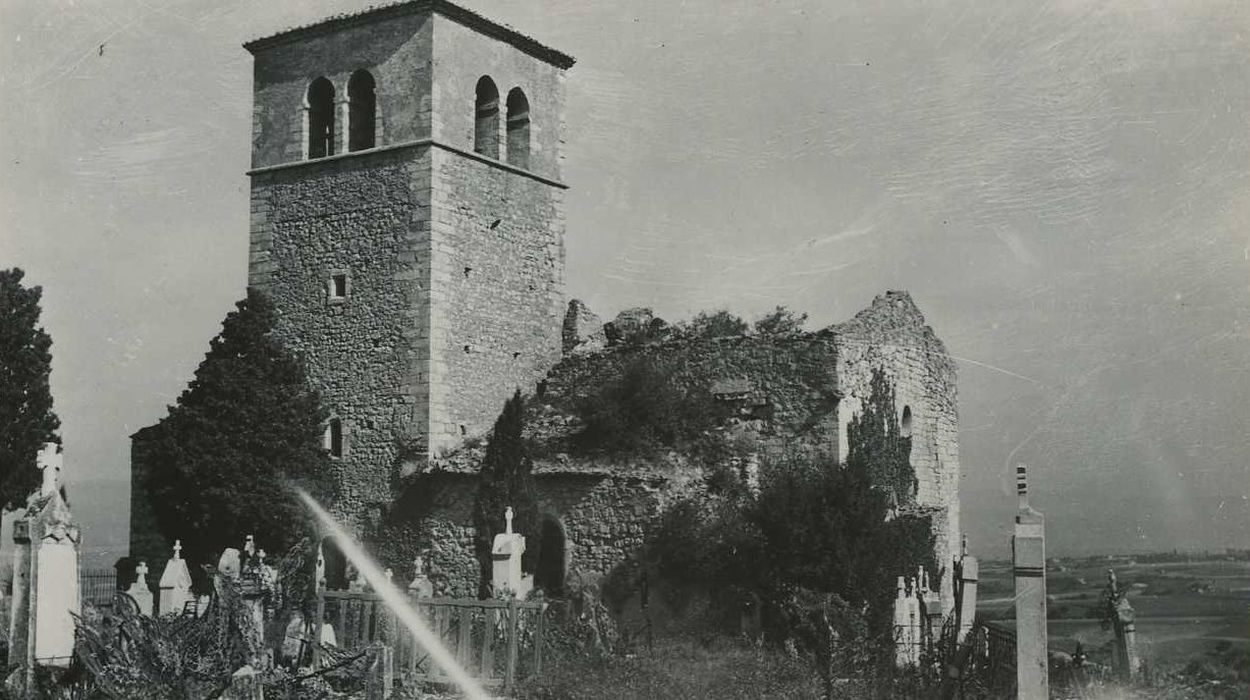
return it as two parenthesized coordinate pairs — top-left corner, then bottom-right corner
(977, 551), (1250, 666)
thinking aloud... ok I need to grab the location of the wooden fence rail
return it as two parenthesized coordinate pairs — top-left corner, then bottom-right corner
(313, 590), (545, 691)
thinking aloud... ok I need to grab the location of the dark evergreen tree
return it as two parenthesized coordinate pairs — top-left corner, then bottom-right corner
(0, 268), (61, 511)
(135, 288), (334, 569)
(473, 390), (541, 597)
(846, 368), (917, 507)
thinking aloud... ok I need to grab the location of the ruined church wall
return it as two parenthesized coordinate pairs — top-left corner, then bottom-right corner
(832, 291), (961, 588)
(248, 148), (433, 531)
(544, 335), (842, 452)
(390, 470), (667, 597)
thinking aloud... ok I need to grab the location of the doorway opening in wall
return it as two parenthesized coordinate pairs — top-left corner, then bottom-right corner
(535, 515), (566, 596)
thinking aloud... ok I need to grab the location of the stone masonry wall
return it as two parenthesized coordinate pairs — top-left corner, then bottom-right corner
(544, 333), (842, 453)
(388, 468), (671, 598)
(427, 148), (565, 455)
(249, 148), (432, 530)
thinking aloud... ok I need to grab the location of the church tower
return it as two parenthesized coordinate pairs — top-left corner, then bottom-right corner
(243, 2), (573, 527)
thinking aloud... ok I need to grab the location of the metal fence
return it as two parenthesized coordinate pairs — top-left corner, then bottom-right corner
(79, 569), (119, 607)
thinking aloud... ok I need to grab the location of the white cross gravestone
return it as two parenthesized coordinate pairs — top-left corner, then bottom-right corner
(159, 540), (193, 616)
(127, 561), (154, 616)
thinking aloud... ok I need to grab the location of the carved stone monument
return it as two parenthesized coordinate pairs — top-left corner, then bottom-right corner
(491, 506), (533, 599)
(7, 442), (82, 695)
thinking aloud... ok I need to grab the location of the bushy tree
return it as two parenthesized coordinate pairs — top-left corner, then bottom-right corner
(753, 305), (808, 337)
(135, 289), (333, 569)
(680, 310), (749, 339)
(640, 368), (934, 642)
(0, 268), (61, 511)
(474, 390), (541, 597)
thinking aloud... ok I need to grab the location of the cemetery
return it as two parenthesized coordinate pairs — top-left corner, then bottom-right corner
(0, 1), (1245, 698)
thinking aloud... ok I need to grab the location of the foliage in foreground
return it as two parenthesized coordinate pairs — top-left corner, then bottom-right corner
(0, 267), (61, 512)
(135, 288), (334, 571)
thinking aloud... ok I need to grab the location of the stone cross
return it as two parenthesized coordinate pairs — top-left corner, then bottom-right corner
(244, 535), (255, 556)
(37, 442), (62, 497)
(173, 540), (182, 560)
(135, 561), (149, 586)
(505, 506), (514, 535)
(257, 549), (266, 566)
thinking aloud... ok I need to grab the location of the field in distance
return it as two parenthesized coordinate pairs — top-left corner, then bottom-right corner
(976, 553), (1250, 663)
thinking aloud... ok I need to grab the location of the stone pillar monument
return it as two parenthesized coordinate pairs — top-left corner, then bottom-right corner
(1012, 464), (1048, 700)
(955, 536), (979, 644)
(408, 553), (434, 598)
(491, 507), (532, 599)
(7, 442), (82, 694)
(1106, 569), (1141, 680)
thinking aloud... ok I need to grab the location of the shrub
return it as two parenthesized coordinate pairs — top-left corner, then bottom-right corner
(753, 306), (808, 337)
(679, 310), (749, 339)
(572, 361), (719, 454)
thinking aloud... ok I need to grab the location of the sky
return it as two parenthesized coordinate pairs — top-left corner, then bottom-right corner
(1, 0), (1247, 561)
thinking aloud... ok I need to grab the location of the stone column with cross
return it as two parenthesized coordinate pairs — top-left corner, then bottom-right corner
(159, 540), (193, 616)
(491, 506), (531, 599)
(1012, 465), (1048, 700)
(955, 535), (979, 645)
(7, 442), (82, 693)
(126, 561), (154, 616)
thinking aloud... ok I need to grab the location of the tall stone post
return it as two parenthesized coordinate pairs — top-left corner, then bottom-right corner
(1106, 570), (1141, 680)
(1012, 465), (1048, 700)
(955, 536), (979, 644)
(6, 443), (82, 696)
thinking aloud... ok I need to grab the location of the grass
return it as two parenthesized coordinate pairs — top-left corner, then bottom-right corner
(517, 636), (824, 700)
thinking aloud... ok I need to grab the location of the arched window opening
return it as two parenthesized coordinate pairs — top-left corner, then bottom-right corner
(505, 88), (530, 168)
(900, 406), (913, 438)
(307, 78), (336, 159)
(474, 76), (500, 158)
(348, 70), (376, 152)
(535, 515), (566, 596)
(324, 417), (344, 458)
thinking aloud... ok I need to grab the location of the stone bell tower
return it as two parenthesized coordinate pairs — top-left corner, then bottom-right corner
(243, 1), (573, 527)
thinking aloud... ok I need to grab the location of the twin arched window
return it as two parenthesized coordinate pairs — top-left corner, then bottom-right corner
(474, 77), (531, 168)
(348, 70), (376, 152)
(474, 76), (500, 159)
(505, 88), (530, 169)
(306, 70), (377, 159)
(307, 78), (336, 159)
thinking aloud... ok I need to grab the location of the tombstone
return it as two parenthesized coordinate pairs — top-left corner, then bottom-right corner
(159, 540), (194, 616)
(1012, 465), (1048, 700)
(219, 548), (242, 580)
(491, 506), (531, 599)
(7, 442), (82, 694)
(221, 665), (263, 700)
(893, 576), (921, 667)
(126, 561), (155, 616)
(408, 553), (434, 598)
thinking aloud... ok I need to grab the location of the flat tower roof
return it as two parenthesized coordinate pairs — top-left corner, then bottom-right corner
(243, 0), (575, 69)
